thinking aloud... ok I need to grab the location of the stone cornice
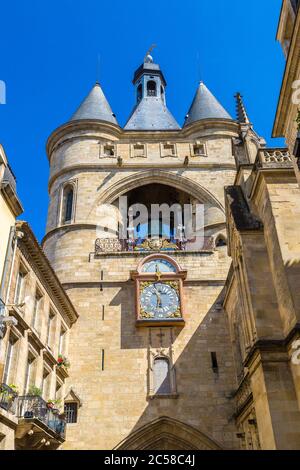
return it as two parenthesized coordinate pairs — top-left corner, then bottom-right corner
(244, 323), (300, 370)
(16, 221), (78, 326)
(46, 118), (240, 161)
(1, 182), (23, 217)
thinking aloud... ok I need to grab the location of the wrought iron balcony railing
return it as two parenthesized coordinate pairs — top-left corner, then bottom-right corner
(95, 237), (215, 254)
(0, 383), (18, 414)
(17, 396), (66, 438)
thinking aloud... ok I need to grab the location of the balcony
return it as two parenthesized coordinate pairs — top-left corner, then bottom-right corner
(0, 383), (18, 414)
(15, 396), (66, 449)
(255, 148), (293, 168)
(95, 237), (215, 255)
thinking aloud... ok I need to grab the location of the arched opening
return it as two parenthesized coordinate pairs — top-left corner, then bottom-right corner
(62, 185), (74, 224)
(147, 80), (157, 97)
(137, 84), (143, 103)
(160, 86), (165, 102)
(125, 183), (192, 243)
(215, 235), (227, 248)
(114, 416), (224, 450)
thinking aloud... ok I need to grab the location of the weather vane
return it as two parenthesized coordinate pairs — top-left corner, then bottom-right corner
(144, 44), (157, 63)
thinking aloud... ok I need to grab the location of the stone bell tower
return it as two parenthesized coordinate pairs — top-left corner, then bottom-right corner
(42, 52), (263, 450)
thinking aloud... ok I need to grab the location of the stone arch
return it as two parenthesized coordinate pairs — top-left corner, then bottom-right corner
(114, 416), (224, 450)
(97, 170), (224, 212)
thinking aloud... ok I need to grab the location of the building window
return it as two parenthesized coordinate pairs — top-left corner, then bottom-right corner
(193, 143), (205, 156)
(147, 80), (157, 97)
(24, 352), (37, 394)
(61, 184), (75, 225)
(55, 381), (63, 401)
(3, 335), (18, 385)
(132, 144), (146, 158)
(58, 325), (67, 355)
(103, 144), (115, 157)
(41, 368), (51, 400)
(153, 357), (171, 395)
(64, 402), (78, 424)
(14, 269), (26, 305)
(32, 290), (42, 332)
(46, 310), (56, 350)
(162, 143), (176, 157)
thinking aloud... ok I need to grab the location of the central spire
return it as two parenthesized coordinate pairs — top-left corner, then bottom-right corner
(124, 51), (180, 131)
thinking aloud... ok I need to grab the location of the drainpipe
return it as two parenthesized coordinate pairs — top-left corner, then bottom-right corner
(0, 226), (16, 304)
(0, 228), (23, 341)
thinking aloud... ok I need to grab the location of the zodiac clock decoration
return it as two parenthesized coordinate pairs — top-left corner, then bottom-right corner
(131, 254), (187, 327)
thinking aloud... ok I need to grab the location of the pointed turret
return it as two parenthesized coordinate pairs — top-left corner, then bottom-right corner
(235, 92), (250, 124)
(184, 82), (232, 127)
(124, 52), (180, 131)
(70, 82), (118, 125)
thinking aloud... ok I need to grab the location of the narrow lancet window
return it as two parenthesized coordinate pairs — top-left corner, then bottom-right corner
(62, 185), (74, 224)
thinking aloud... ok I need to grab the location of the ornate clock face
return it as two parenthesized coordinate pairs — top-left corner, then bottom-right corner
(140, 282), (181, 319)
(142, 259), (176, 274)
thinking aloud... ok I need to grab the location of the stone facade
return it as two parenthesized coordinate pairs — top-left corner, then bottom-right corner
(41, 83), (263, 449)
(1, 9), (300, 446)
(224, 148), (300, 450)
(273, 0), (300, 183)
(0, 221), (78, 450)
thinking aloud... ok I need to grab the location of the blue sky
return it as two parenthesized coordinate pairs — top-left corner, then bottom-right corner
(0, 0), (285, 241)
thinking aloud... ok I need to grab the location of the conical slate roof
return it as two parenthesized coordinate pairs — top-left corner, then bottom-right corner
(70, 83), (118, 125)
(125, 98), (180, 131)
(184, 82), (232, 126)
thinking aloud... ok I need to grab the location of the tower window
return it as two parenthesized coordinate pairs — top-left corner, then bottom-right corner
(211, 352), (219, 373)
(153, 357), (171, 395)
(132, 144), (146, 158)
(137, 84), (143, 103)
(62, 184), (75, 224)
(147, 80), (157, 97)
(162, 143), (176, 158)
(103, 144), (115, 157)
(193, 143), (206, 156)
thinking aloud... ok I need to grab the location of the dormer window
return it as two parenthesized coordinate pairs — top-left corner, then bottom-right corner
(192, 143), (206, 157)
(147, 80), (157, 97)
